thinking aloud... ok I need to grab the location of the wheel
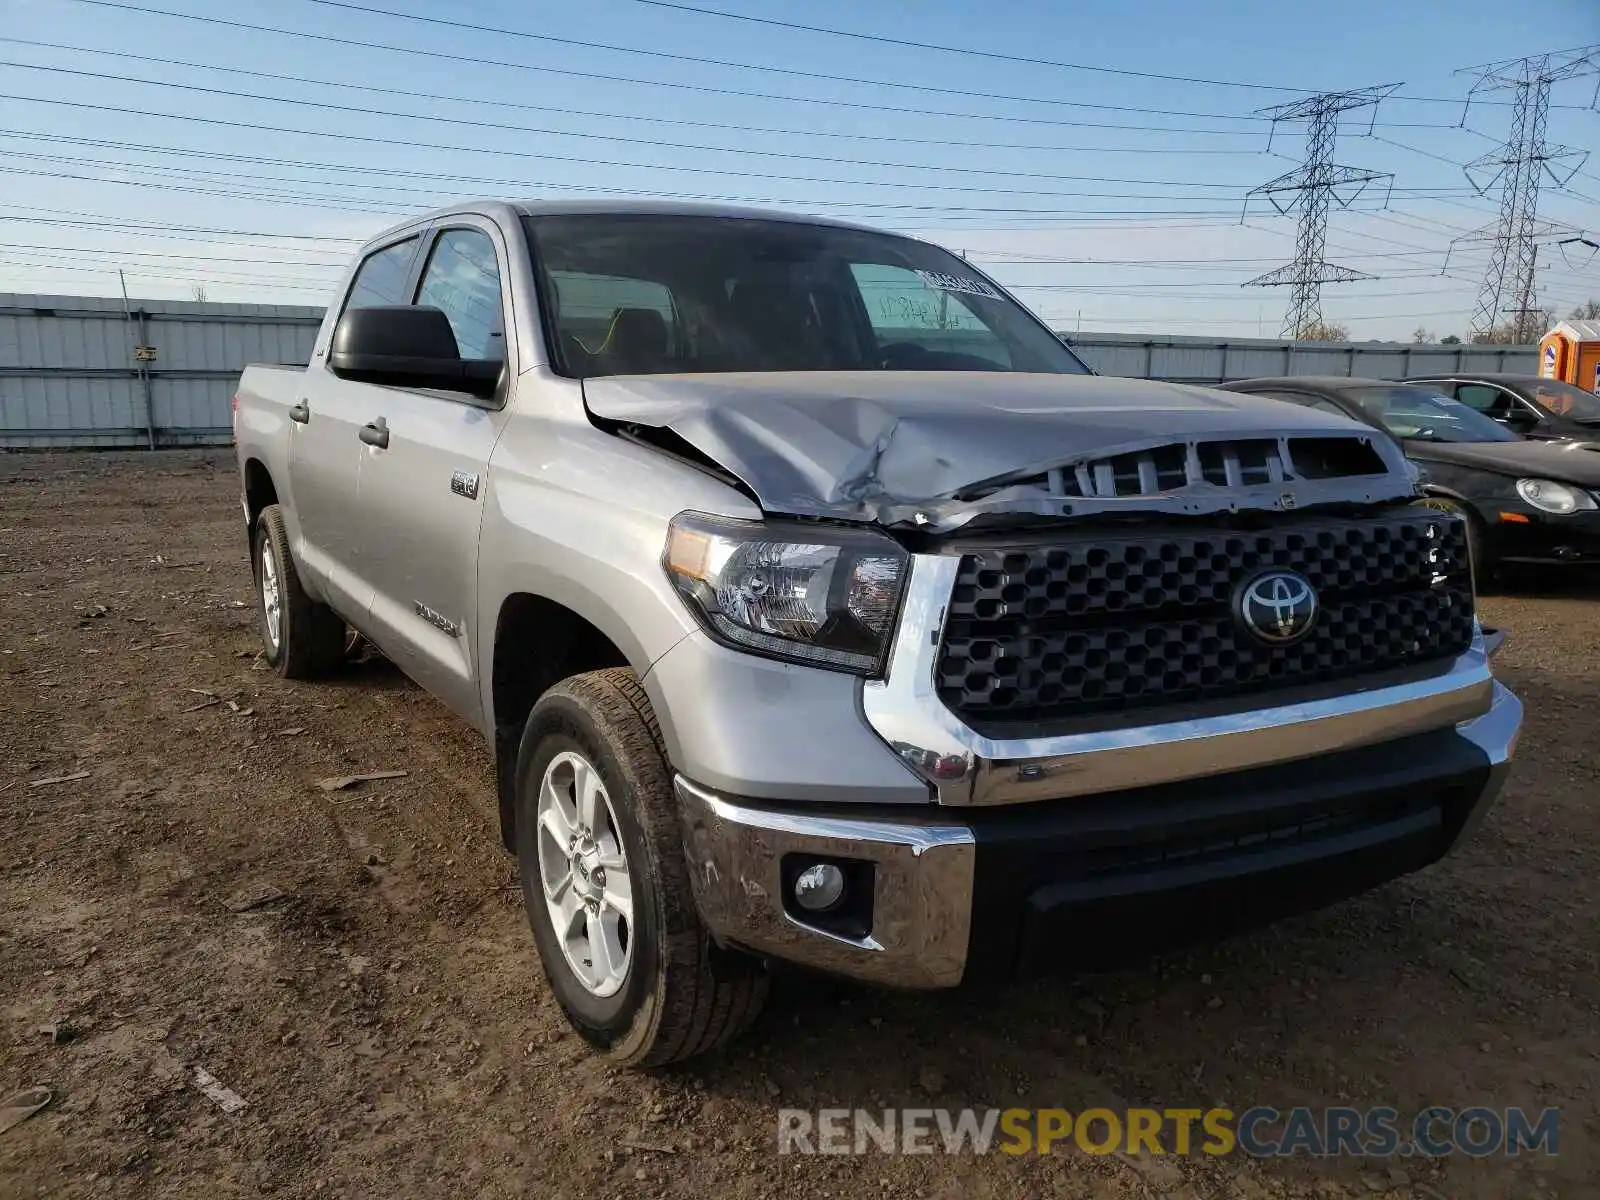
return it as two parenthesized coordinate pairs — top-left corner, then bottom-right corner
(252, 504), (347, 679)
(1420, 496), (1492, 591)
(515, 667), (768, 1066)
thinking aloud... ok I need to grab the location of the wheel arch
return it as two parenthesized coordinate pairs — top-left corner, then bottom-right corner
(243, 456), (278, 532)
(486, 590), (644, 851)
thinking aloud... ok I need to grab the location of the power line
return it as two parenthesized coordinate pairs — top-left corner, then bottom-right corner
(0, 150), (1313, 220)
(0, 254), (337, 291)
(0, 80), (1284, 201)
(0, 38), (1266, 158)
(0, 206), (367, 244)
(50, 0), (1477, 137)
(0, 241), (348, 270)
(0, 59), (1280, 191)
(616, 0), (1599, 112)
(312, 0), (1311, 93)
(302, 0), (1293, 110)
(0, 128), (1283, 221)
(58, 0), (1272, 134)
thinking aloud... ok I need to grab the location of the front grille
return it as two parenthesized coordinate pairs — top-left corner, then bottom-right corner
(960, 435), (1389, 501)
(936, 509), (1475, 728)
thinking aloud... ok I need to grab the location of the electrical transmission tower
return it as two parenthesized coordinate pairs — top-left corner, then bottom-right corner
(1457, 46), (1600, 344)
(1242, 85), (1398, 340)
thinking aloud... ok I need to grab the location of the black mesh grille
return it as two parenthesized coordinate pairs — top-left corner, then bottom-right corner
(936, 510), (1475, 727)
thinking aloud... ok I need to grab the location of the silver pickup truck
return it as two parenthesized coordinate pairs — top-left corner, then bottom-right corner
(234, 200), (1523, 1066)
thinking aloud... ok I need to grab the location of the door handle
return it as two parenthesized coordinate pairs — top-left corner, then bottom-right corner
(289, 402), (310, 424)
(358, 417), (390, 449)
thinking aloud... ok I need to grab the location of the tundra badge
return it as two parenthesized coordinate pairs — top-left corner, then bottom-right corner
(413, 601), (461, 638)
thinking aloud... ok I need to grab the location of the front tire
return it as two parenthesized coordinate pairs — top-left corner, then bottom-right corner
(253, 504), (347, 679)
(515, 668), (768, 1066)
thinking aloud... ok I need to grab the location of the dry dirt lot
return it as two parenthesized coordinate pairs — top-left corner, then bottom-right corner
(1, 450), (1596, 1200)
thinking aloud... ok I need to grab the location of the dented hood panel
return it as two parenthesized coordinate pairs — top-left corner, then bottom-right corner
(581, 371), (1416, 527)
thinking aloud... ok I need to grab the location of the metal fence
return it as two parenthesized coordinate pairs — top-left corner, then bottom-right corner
(0, 293), (322, 449)
(1062, 333), (1538, 384)
(0, 292), (1541, 449)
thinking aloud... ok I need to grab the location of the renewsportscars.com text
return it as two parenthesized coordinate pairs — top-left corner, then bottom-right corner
(777, 1106), (1559, 1158)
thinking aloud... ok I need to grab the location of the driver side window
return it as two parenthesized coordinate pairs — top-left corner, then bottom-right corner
(414, 228), (506, 363)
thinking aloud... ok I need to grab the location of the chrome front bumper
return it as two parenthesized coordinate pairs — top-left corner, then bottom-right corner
(675, 776), (975, 988)
(676, 683), (1523, 989)
(862, 554), (1500, 806)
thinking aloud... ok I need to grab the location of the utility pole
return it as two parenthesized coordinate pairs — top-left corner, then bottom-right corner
(1456, 46), (1599, 344)
(1241, 85), (1399, 340)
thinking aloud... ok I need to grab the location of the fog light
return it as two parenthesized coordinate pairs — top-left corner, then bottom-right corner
(793, 863), (846, 912)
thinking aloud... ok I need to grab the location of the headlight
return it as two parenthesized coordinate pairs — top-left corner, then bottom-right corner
(664, 512), (909, 674)
(1515, 478), (1597, 515)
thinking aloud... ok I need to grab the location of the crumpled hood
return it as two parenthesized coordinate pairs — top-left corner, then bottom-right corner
(583, 371), (1416, 528)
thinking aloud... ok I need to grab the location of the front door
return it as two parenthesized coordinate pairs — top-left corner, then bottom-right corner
(352, 222), (514, 724)
(287, 232), (424, 619)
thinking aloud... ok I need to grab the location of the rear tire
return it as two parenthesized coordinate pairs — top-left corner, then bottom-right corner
(515, 667), (768, 1066)
(1420, 496), (1491, 591)
(253, 504), (347, 679)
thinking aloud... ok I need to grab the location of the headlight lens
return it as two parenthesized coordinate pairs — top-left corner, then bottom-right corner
(664, 512), (909, 674)
(1515, 478), (1597, 514)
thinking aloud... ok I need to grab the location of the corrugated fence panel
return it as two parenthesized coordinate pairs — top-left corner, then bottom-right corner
(1, 291), (1545, 447)
(1061, 334), (1539, 384)
(1, 293), (324, 448)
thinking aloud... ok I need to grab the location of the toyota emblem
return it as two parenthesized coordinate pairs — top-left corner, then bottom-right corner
(1235, 570), (1318, 645)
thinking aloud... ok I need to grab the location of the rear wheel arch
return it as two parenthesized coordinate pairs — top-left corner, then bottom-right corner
(243, 457), (278, 532)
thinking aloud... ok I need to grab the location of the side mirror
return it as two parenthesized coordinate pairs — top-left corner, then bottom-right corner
(1498, 408), (1540, 432)
(328, 306), (499, 399)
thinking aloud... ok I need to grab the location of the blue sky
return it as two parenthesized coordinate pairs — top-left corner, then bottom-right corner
(1, 0), (1596, 338)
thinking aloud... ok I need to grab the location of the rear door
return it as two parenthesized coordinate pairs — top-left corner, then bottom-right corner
(350, 218), (516, 723)
(288, 233), (424, 618)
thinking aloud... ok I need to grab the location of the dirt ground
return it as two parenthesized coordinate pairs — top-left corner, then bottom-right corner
(0, 449), (1595, 1200)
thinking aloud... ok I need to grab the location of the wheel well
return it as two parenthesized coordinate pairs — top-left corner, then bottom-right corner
(491, 594), (629, 851)
(244, 458), (278, 531)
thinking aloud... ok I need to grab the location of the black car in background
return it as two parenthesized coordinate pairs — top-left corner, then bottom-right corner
(1219, 376), (1600, 582)
(1404, 373), (1600, 442)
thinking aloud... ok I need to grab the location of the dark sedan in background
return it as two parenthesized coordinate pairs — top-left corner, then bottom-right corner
(1403, 373), (1600, 442)
(1219, 376), (1600, 582)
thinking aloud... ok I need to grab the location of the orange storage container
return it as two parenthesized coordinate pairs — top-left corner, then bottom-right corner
(1540, 321), (1600, 393)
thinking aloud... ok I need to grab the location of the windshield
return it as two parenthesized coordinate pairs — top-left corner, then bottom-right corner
(1525, 379), (1600, 423)
(1343, 386), (1520, 443)
(524, 214), (1090, 378)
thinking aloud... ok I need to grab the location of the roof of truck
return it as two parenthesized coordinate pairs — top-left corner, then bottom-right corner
(360, 199), (889, 249)
(512, 199), (882, 230)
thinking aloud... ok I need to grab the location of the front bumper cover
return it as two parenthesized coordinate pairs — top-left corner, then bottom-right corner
(676, 682), (1522, 988)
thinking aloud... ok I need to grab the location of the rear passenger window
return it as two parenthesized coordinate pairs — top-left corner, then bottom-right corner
(344, 237), (420, 311)
(414, 229), (506, 362)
